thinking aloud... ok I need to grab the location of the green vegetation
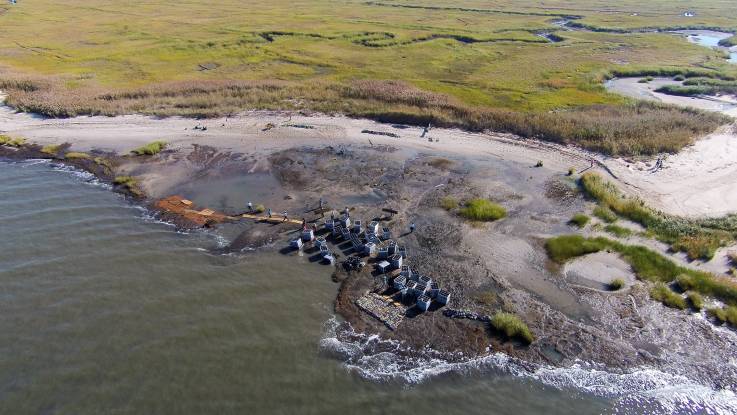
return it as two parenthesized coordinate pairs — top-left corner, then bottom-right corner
(609, 278), (625, 291)
(569, 213), (590, 228)
(546, 235), (737, 306)
(593, 205), (617, 223)
(580, 172), (736, 260)
(131, 141), (167, 156)
(459, 199), (506, 222)
(113, 176), (142, 197)
(718, 35), (737, 47)
(0, 135), (25, 147)
(254, 204), (266, 214)
(490, 312), (534, 344)
(64, 152), (91, 160)
(41, 144), (61, 156)
(708, 306), (737, 326)
(93, 157), (113, 171)
(473, 291), (498, 306)
(650, 283), (686, 309)
(604, 224), (633, 238)
(440, 196), (459, 211)
(686, 291), (704, 311)
(638, 76), (654, 83)
(0, 1), (734, 156)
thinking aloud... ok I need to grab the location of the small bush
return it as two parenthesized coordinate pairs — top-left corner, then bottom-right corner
(605, 224), (632, 238)
(673, 75), (686, 81)
(41, 144), (61, 156)
(569, 213), (590, 228)
(254, 204), (265, 213)
(545, 235), (607, 263)
(593, 206), (617, 223)
(94, 157), (113, 170)
(459, 199), (506, 222)
(638, 76), (654, 83)
(113, 175), (143, 197)
(686, 291), (704, 311)
(609, 278), (625, 291)
(131, 140), (167, 156)
(64, 152), (91, 159)
(440, 196), (458, 211)
(473, 291), (498, 306)
(650, 283), (686, 309)
(490, 312), (534, 344)
(0, 135), (25, 147)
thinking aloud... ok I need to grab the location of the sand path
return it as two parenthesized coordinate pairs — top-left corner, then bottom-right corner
(1, 90), (735, 218)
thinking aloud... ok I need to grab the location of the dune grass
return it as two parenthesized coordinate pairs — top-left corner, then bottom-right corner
(604, 224), (632, 238)
(686, 291), (704, 311)
(569, 213), (590, 228)
(580, 172), (736, 260)
(0, 135), (25, 147)
(113, 176), (142, 197)
(708, 306), (737, 326)
(459, 199), (506, 222)
(64, 152), (91, 160)
(546, 235), (737, 306)
(131, 141), (167, 156)
(490, 312), (534, 344)
(593, 206), (617, 223)
(650, 283), (686, 309)
(41, 144), (61, 156)
(440, 196), (458, 211)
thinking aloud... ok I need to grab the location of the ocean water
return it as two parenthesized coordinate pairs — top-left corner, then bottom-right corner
(1, 160), (735, 415)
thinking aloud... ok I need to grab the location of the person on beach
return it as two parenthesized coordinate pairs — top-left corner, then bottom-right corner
(410, 223), (416, 233)
(302, 218), (306, 228)
(247, 201), (253, 212)
(283, 211), (288, 222)
(267, 208), (272, 218)
(344, 206), (350, 216)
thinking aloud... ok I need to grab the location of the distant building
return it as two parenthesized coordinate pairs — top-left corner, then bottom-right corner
(382, 227), (391, 240)
(390, 253), (403, 269)
(364, 241), (377, 256)
(368, 221), (380, 234)
(290, 238), (304, 249)
(377, 245), (389, 259)
(377, 260), (391, 274)
(400, 265), (412, 279)
(316, 237), (328, 249)
(352, 220), (363, 234)
(301, 228), (315, 242)
(393, 276), (407, 290)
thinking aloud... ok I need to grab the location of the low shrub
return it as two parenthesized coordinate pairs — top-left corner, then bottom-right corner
(673, 75), (686, 81)
(113, 176), (143, 197)
(650, 283), (686, 309)
(459, 199), (506, 222)
(593, 205), (617, 223)
(686, 291), (704, 311)
(609, 278), (625, 291)
(605, 224), (632, 238)
(131, 140), (167, 156)
(254, 204), (266, 213)
(440, 196), (458, 211)
(94, 157), (113, 170)
(569, 213), (590, 228)
(490, 312), (534, 344)
(544, 235), (608, 263)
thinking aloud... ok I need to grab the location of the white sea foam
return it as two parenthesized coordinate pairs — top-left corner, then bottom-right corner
(319, 317), (737, 414)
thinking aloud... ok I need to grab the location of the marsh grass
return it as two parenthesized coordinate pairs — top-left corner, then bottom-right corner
(569, 213), (590, 228)
(650, 283), (686, 309)
(546, 235), (737, 306)
(686, 291), (704, 311)
(580, 172), (736, 260)
(131, 141), (167, 156)
(113, 176), (142, 197)
(708, 306), (737, 326)
(459, 199), (506, 222)
(490, 312), (534, 344)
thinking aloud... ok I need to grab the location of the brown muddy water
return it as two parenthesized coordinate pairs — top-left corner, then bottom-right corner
(1, 160), (735, 414)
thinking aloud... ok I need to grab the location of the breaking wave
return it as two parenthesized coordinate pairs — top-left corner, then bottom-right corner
(319, 317), (737, 414)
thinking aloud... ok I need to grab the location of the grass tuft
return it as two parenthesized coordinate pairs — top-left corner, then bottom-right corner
(708, 306), (737, 326)
(64, 152), (91, 159)
(131, 141), (167, 156)
(0, 135), (25, 147)
(41, 144), (61, 156)
(440, 196), (458, 211)
(604, 224), (632, 238)
(459, 199), (506, 222)
(569, 213), (590, 228)
(593, 205), (617, 223)
(490, 312), (534, 344)
(686, 291), (704, 311)
(650, 283), (686, 309)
